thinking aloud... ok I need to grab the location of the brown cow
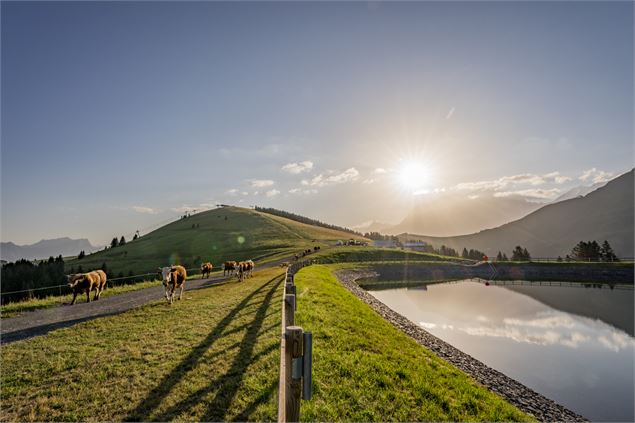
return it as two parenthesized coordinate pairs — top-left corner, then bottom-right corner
(223, 261), (237, 276)
(67, 270), (108, 305)
(200, 262), (213, 278)
(163, 265), (187, 304)
(237, 260), (255, 281)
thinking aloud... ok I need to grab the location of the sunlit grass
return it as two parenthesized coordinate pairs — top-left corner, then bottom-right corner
(0, 268), (285, 422)
(294, 265), (534, 421)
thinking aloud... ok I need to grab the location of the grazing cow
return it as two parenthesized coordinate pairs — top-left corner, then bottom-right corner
(223, 261), (237, 276)
(159, 265), (187, 304)
(67, 270), (108, 305)
(200, 262), (213, 278)
(237, 260), (255, 282)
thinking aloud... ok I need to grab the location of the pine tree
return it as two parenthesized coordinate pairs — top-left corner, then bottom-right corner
(111, 237), (119, 248)
(522, 248), (531, 261)
(119, 236), (126, 246)
(78, 250), (85, 260)
(462, 248), (469, 259)
(496, 251), (503, 261)
(511, 246), (524, 261)
(600, 240), (618, 262)
(502, 253), (508, 261)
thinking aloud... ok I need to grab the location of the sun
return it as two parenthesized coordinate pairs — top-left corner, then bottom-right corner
(397, 161), (433, 192)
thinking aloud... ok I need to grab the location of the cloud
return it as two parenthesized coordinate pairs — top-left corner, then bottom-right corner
(455, 171), (572, 192)
(226, 189), (239, 196)
(171, 206), (192, 213)
(289, 188), (318, 195)
(579, 168), (614, 184)
(281, 160), (314, 174)
(445, 107), (455, 120)
(493, 188), (561, 200)
(265, 189), (280, 197)
(598, 332), (635, 352)
(132, 206), (159, 215)
(249, 179), (275, 188)
(374, 168), (388, 174)
(302, 167), (360, 187)
(362, 178), (375, 184)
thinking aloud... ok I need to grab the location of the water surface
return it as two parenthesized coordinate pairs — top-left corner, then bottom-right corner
(367, 279), (634, 422)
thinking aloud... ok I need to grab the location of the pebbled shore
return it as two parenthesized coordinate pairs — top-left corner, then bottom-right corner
(335, 269), (589, 423)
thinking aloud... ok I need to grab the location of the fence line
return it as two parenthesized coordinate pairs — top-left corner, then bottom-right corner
(278, 260), (314, 423)
(0, 266), (209, 297)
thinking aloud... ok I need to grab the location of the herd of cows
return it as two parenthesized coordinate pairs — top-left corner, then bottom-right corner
(65, 246), (323, 306)
(65, 259), (257, 306)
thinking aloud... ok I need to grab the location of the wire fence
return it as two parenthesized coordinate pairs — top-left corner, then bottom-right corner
(0, 266), (208, 298)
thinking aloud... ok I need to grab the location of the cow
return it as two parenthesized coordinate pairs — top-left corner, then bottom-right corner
(159, 265), (187, 304)
(223, 261), (237, 276)
(200, 262), (213, 278)
(67, 270), (108, 305)
(237, 260), (255, 282)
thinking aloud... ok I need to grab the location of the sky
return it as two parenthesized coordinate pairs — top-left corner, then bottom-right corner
(1, 1), (633, 245)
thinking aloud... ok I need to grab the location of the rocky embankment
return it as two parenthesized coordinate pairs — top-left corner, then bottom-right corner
(336, 269), (589, 423)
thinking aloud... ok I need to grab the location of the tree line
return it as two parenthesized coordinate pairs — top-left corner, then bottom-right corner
(1, 256), (66, 304)
(255, 206), (362, 236)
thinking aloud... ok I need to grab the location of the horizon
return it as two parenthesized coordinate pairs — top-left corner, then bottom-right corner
(2, 1), (633, 245)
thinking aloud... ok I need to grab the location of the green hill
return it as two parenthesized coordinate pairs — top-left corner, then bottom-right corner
(65, 206), (366, 276)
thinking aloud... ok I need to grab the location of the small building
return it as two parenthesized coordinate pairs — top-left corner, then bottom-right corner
(373, 240), (398, 248)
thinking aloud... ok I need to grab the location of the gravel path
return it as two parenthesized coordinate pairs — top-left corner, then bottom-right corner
(335, 269), (589, 423)
(1, 257), (291, 344)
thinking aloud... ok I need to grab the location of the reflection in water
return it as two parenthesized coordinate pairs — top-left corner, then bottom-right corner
(368, 280), (635, 422)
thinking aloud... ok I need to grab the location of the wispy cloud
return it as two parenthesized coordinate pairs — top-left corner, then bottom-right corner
(493, 188), (561, 200)
(289, 188), (318, 195)
(455, 171), (572, 192)
(132, 206), (159, 215)
(374, 168), (388, 174)
(226, 188), (239, 196)
(281, 160), (314, 174)
(579, 168), (614, 184)
(301, 167), (359, 187)
(265, 189), (280, 197)
(445, 107), (455, 120)
(249, 179), (275, 188)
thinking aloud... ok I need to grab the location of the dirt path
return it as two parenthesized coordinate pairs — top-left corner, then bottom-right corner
(1, 257), (292, 344)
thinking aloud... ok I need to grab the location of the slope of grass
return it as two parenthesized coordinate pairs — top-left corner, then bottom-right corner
(294, 265), (533, 422)
(312, 246), (468, 264)
(0, 268), (285, 422)
(65, 206), (366, 276)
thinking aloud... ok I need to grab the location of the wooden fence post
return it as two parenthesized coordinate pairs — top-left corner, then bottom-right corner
(285, 326), (303, 422)
(284, 294), (295, 328)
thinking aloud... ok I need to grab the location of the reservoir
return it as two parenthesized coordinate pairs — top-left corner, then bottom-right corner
(366, 279), (634, 422)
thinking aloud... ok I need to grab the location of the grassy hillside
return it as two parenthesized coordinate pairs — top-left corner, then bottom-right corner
(1, 265), (531, 422)
(294, 265), (532, 421)
(65, 206), (366, 276)
(1, 268), (285, 421)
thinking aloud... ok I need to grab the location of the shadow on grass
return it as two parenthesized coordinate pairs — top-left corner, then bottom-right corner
(125, 274), (283, 421)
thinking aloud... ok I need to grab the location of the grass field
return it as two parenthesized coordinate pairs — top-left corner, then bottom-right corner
(312, 246), (468, 264)
(293, 265), (531, 421)
(2, 263), (533, 422)
(64, 206), (366, 276)
(1, 267), (286, 422)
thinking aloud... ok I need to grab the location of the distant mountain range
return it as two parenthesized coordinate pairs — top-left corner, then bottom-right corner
(398, 170), (634, 258)
(0, 238), (98, 262)
(388, 194), (543, 237)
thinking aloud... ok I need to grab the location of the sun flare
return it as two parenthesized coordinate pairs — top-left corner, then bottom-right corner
(397, 161), (433, 192)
